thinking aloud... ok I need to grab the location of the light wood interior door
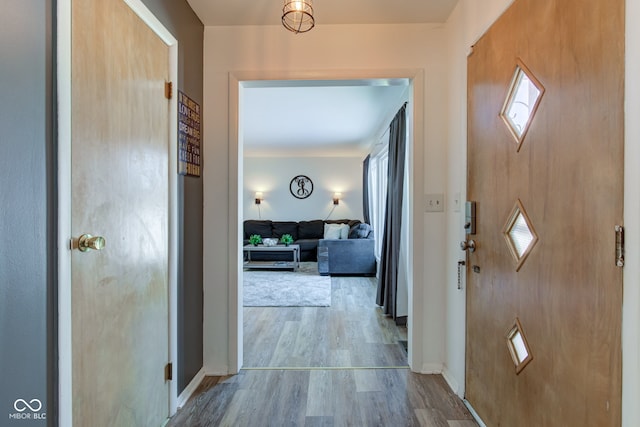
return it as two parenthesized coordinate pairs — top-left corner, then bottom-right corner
(465, 0), (624, 425)
(71, 0), (170, 425)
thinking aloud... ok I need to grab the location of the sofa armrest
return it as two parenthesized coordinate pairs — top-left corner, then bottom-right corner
(317, 238), (376, 276)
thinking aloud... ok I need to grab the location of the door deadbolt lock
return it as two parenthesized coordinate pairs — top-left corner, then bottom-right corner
(460, 239), (476, 253)
(78, 234), (106, 252)
(465, 201), (476, 235)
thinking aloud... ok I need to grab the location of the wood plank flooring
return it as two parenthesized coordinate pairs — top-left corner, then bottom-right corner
(167, 267), (478, 426)
(243, 275), (408, 368)
(168, 370), (477, 427)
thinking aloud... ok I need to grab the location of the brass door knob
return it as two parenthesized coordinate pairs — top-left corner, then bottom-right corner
(78, 234), (106, 252)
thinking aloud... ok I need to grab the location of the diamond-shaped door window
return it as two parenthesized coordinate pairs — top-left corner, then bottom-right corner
(506, 318), (533, 374)
(500, 60), (545, 151)
(502, 199), (538, 271)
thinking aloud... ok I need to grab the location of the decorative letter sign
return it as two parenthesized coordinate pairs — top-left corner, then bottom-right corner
(178, 91), (201, 177)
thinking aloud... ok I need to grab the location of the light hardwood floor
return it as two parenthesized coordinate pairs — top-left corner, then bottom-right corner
(243, 275), (408, 368)
(168, 268), (478, 426)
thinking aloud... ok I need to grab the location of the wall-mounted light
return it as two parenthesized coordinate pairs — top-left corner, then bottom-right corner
(333, 192), (342, 205)
(255, 192), (263, 205)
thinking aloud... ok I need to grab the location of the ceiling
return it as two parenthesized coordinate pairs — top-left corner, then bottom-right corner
(242, 80), (409, 157)
(187, 1), (457, 157)
(186, 0), (459, 27)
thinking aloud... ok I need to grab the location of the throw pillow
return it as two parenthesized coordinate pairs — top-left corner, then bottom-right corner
(324, 223), (342, 240)
(339, 223), (350, 239)
(349, 223), (373, 239)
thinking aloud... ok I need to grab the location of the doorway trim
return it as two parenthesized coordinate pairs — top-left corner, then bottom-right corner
(56, 0), (179, 424)
(227, 69), (425, 372)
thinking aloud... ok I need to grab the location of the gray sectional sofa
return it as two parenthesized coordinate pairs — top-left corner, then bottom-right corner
(243, 219), (376, 276)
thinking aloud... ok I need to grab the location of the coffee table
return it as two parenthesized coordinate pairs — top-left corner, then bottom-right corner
(243, 244), (300, 271)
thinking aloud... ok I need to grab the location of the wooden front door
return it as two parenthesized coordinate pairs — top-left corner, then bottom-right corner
(465, 0), (624, 425)
(71, 0), (171, 425)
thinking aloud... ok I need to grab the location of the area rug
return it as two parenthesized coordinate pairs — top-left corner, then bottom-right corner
(243, 262), (331, 307)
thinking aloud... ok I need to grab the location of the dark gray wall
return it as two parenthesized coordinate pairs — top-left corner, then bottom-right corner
(140, 0), (205, 393)
(0, 0), (53, 425)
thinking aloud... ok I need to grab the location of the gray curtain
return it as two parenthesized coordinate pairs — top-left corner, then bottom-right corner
(362, 154), (371, 224)
(376, 104), (407, 320)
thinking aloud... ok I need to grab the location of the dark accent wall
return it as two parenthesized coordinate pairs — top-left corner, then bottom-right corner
(0, 0), (54, 425)
(140, 0), (205, 393)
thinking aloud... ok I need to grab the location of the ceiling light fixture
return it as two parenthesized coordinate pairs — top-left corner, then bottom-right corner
(282, 0), (315, 34)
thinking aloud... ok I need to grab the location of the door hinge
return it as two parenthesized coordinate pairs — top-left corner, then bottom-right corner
(615, 225), (625, 268)
(165, 362), (173, 381)
(165, 81), (173, 100)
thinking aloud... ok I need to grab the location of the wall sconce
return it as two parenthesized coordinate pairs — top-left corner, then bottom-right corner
(255, 192), (263, 205)
(333, 192), (341, 205)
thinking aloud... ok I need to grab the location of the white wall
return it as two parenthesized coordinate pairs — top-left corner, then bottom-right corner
(203, 23), (448, 374)
(243, 156), (364, 221)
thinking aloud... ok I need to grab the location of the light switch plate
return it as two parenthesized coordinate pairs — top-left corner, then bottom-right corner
(425, 193), (445, 212)
(453, 192), (461, 212)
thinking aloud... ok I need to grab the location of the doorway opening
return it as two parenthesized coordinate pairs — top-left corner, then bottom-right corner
(228, 70), (425, 373)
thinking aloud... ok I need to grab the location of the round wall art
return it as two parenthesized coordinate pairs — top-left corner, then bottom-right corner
(289, 175), (313, 199)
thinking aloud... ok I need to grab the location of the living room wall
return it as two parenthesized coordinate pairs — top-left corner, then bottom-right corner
(243, 156), (364, 222)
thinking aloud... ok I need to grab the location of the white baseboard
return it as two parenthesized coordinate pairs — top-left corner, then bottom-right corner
(177, 368), (205, 409)
(442, 367), (461, 397)
(205, 367), (231, 376)
(420, 363), (444, 374)
(464, 399), (488, 427)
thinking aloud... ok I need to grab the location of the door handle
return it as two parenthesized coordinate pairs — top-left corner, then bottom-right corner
(460, 239), (476, 253)
(77, 234), (106, 252)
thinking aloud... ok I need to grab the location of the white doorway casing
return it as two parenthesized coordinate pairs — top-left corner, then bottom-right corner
(203, 22), (451, 381)
(225, 70), (424, 373)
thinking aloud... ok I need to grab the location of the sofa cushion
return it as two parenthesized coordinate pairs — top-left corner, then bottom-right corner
(295, 238), (319, 252)
(244, 220), (273, 239)
(317, 238), (376, 276)
(349, 223), (373, 239)
(272, 221), (298, 240)
(298, 220), (324, 239)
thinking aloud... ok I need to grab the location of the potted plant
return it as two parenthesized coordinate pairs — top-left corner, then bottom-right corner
(280, 234), (294, 246)
(249, 234), (262, 246)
